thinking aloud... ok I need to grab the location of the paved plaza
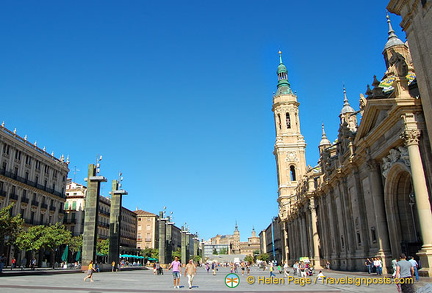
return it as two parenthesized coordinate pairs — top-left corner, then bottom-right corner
(1, 266), (432, 293)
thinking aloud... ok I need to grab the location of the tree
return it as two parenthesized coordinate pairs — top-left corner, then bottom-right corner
(212, 248), (218, 255)
(192, 255), (201, 263)
(141, 248), (158, 259)
(257, 253), (270, 262)
(96, 239), (109, 256)
(68, 235), (83, 259)
(219, 247), (228, 254)
(15, 223), (71, 268)
(172, 247), (181, 259)
(0, 204), (24, 248)
(244, 255), (254, 264)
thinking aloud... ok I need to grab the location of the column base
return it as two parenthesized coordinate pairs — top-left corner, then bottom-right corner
(417, 245), (432, 277)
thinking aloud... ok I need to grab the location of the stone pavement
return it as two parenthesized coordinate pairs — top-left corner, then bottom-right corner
(1, 266), (431, 293)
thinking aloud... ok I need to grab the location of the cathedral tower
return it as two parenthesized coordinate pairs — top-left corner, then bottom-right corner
(272, 51), (307, 221)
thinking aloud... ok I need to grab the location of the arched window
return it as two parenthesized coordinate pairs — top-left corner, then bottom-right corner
(286, 113), (291, 128)
(290, 166), (296, 181)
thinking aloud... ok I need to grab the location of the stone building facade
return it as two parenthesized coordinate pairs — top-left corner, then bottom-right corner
(210, 225), (260, 256)
(274, 14), (432, 276)
(135, 209), (159, 249)
(0, 124), (69, 262)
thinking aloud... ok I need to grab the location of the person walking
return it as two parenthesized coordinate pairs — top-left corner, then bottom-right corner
(83, 260), (95, 282)
(269, 262), (276, 277)
(111, 261), (116, 272)
(396, 253), (414, 293)
(30, 257), (37, 270)
(168, 256), (181, 289)
(11, 257), (16, 270)
(0, 254), (6, 273)
(20, 257), (27, 270)
(408, 256), (419, 282)
(185, 259), (197, 289)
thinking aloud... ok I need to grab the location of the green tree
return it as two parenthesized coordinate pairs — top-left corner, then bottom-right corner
(141, 248), (159, 259)
(212, 248), (218, 255)
(172, 247), (181, 259)
(0, 204), (24, 248)
(15, 223), (71, 268)
(192, 255), (201, 263)
(68, 235), (83, 258)
(96, 239), (109, 256)
(244, 255), (254, 264)
(219, 247), (228, 254)
(257, 253), (270, 262)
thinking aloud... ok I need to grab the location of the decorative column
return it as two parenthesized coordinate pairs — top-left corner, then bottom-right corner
(108, 177), (128, 266)
(367, 159), (391, 274)
(402, 129), (432, 276)
(181, 226), (187, 264)
(158, 212), (167, 265)
(309, 197), (323, 269)
(82, 162), (107, 269)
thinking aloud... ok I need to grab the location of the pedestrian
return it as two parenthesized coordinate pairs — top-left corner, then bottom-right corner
(0, 254), (6, 273)
(30, 257), (37, 270)
(396, 254), (414, 293)
(83, 260), (95, 282)
(299, 261), (306, 277)
(365, 258), (372, 274)
(21, 257), (27, 270)
(408, 256), (419, 282)
(283, 261), (289, 277)
(185, 259), (197, 289)
(212, 262), (217, 275)
(111, 261), (116, 272)
(168, 256), (181, 289)
(269, 262), (276, 277)
(11, 257), (16, 270)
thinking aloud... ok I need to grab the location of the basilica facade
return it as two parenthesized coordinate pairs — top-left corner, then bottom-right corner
(273, 13), (432, 276)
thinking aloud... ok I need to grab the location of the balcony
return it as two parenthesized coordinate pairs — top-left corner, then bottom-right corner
(49, 205), (56, 211)
(0, 190), (6, 198)
(9, 193), (18, 201)
(31, 200), (39, 207)
(21, 197), (29, 204)
(41, 203), (48, 210)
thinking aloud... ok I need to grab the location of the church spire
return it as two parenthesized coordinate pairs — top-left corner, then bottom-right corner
(384, 13), (404, 50)
(276, 51), (293, 94)
(319, 123), (331, 147)
(340, 86), (355, 115)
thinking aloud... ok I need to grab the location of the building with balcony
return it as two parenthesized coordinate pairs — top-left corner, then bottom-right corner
(0, 124), (69, 260)
(135, 209), (159, 249)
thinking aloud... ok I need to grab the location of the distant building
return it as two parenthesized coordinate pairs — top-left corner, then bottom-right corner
(259, 218), (283, 264)
(209, 225), (260, 256)
(134, 209), (159, 249)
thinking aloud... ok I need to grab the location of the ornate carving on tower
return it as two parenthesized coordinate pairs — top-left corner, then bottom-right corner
(401, 129), (421, 146)
(272, 51), (307, 221)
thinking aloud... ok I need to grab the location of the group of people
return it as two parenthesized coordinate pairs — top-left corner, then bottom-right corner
(364, 257), (384, 275)
(168, 256), (196, 289)
(0, 255), (37, 272)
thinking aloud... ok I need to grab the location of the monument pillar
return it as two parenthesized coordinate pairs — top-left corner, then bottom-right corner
(309, 197), (323, 269)
(158, 212), (167, 265)
(82, 163), (107, 269)
(108, 178), (128, 267)
(181, 227), (187, 264)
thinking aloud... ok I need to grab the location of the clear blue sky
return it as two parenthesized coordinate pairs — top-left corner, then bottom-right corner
(0, 1), (402, 241)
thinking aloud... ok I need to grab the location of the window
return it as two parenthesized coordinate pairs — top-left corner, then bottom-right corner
(15, 150), (21, 160)
(290, 166), (296, 181)
(356, 232), (361, 245)
(286, 113), (291, 128)
(146, 225), (151, 230)
(35, 161), (41, 170)
(25, 155), (31, 165)
(371, 227), (377, 243)
(72, 201), (77, 210)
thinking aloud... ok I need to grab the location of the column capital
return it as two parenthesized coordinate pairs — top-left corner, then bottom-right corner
(401, 129), (421, 146)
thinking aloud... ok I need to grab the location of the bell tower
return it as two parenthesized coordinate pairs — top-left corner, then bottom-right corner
(272, 51), (307, 221)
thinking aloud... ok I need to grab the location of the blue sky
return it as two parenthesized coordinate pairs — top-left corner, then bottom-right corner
(0, 1), (403, 241)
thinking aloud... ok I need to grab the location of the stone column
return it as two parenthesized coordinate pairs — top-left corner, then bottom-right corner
(82, 164), (107, 269)
(181, 228), (187, 264)
(402, 130), (432, 276)
(309, 197), (323, 269)
(367, 159), (391, 274)
(166, 222), (173, 263)
(108, 180), (128, 266)
(158, 213), (167, 265)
